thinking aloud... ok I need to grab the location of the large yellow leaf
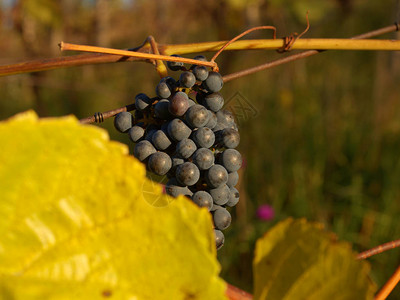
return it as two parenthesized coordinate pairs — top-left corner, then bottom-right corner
(0, 111), (227, 300)
(253, 218), (377, 300)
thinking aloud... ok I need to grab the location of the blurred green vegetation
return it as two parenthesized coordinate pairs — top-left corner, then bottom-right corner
(1, 0), (400, 297)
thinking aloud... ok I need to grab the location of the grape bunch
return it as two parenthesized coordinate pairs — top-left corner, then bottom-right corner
(113, 55), (241, 250)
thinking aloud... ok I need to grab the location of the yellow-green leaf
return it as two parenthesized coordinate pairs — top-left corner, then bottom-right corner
(0, 111), (227, 300)
(253, 218), (377, 300)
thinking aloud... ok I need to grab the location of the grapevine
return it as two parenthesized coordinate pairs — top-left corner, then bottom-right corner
(2, 18), (400, 299)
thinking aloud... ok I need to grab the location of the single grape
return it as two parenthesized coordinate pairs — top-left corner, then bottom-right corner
(217, 128), (240, 149)
(152, 130), (172, 150)
(226, 187), (239, 207)
(226, 171), (239, 187)
(166, 177), (192, 197)
(179, 71), (196, 88)
(204, 93), (224, 112)
(167, 118), (191, 141)
(192, 66), (209, 81)
(209, 184), (230, 205)
(168, 91), (189, 116)
(167, 54), (184, 71)
(216, 109), (235, 126)
(128, 125), (145, 143)
(205, 111), (217, 129)
(220, 149), (242, 172)
(135, 93), (152, 111)
(134, 140), (156, 162)
(203, 71), (223, 93)
(214, 229), (225, 250)
(192, 148), (214, 170)
(176, 138), (197, 159)
(213, 207), (231, 230)
(176, 162), (200, 186)
(185, 104), (210, 128)
(206, 164), (228, 188)
(155, 81), (172, 99)
(148, 152), (172, 176)
(191, 191), (213, 210)
(154, 99), (172, 120)
(114, 111), (133, 133)
(192, 127), (215, 148)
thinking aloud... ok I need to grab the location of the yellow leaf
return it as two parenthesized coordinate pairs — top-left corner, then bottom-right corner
(0, 111), (227, 300)
(253, 218), (377, 300)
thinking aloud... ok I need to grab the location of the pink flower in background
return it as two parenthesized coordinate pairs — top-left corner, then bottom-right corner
(256, 205), (275, 221)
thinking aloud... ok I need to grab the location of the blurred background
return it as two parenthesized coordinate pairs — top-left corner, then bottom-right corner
(1, 0), (400, 297)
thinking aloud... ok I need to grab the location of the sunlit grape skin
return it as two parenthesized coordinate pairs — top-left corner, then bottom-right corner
(176, 162), (200, 186)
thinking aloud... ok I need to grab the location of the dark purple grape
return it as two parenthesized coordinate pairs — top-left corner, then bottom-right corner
(220, 149), (242, 172)
(176, 162), (200, 186)
(192, 127), (215, 148)
(154, 99), (172, 120)
(167, 54), (184, 71)
(148, 152), (172, 176)
(226, 187), (239, 207)
(167, 119), (191, 141)
(168, 92), (189, 116)
(179, 71), (196, 88)
(135, 93), (152, 111)
(209, 184), (230, 205)
(203, 71), (223, 92)
(156, 81), (172, 99)
(216, 109), (235, 126)
(206, 164), (228, 188)
(204, 93), (224, 112)
(152, 130), (172, 150)
(134, 140), (156, 162)
(213, 207), (231, 230)
(185, 104), (209, 128)
(227, 171), (239, 187)
(114, 112), (133, 133)
(176, 138), (197, 159)
(193, 66), (209, 81)
(192, 148), (214, 170)
(191, 191), (213, 210)
(128, 125), (145, 143)
(216, 128), (240, 149)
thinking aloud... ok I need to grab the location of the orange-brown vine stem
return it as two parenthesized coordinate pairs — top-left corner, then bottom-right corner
(79, 24), (398, 124)
(59, 42), (218, 68)
(375, 264), (400, 300)
(0, 24), (398, 77)
(222, 23), (399, 82)
(357, 239), (400, 260)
